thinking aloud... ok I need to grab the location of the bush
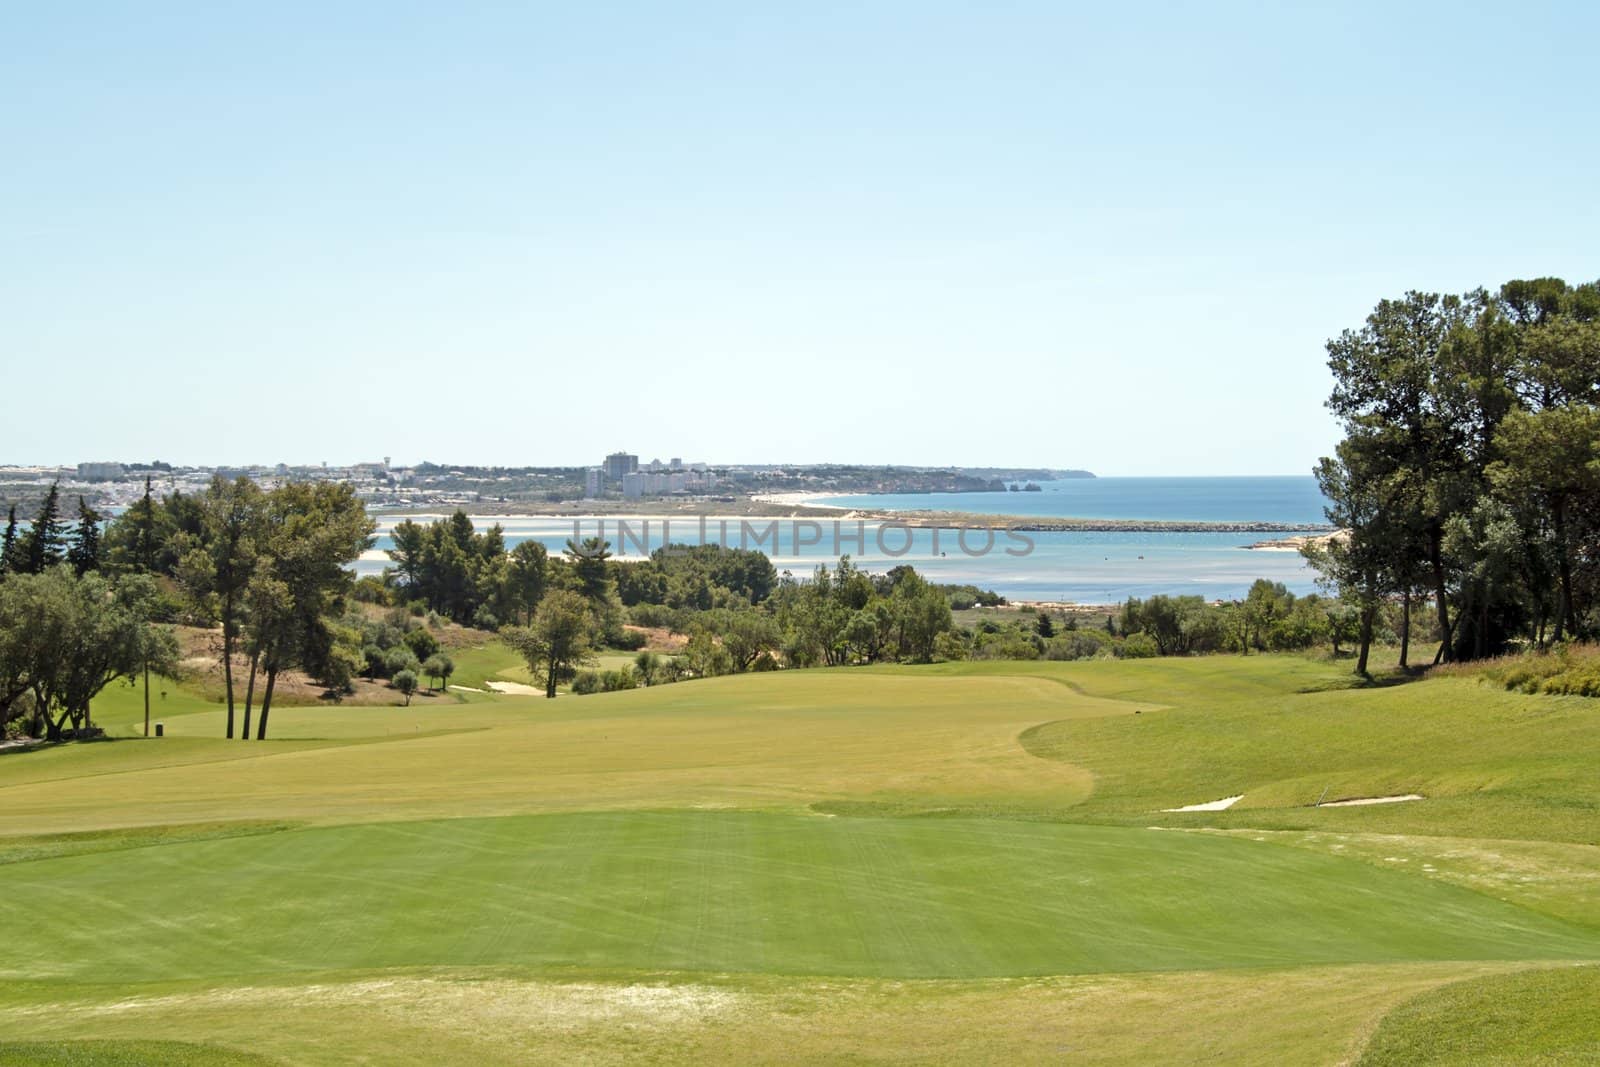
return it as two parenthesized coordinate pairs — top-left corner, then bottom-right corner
(571, 668), (641, 695)
(603, 669), (638, 691)
(1046, 630), (1108, 661)
(610, 628), (648, 651)
(352, 575), (391, 605)
(971, 631), (1041, 660)
(403, 628), (440, 660)
(1483, 644), (1600, 697)
(470, 606), (499, 632)
(1118, 632), (1161, 659)
(384, 647), (421, 677)
(628, 603), (685, 630)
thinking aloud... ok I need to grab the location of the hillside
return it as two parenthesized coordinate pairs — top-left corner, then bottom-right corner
(0, 653), (1596, 1064)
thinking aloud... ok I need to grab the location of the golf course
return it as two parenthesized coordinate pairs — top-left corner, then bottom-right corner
(2, 650), (1598, 1064)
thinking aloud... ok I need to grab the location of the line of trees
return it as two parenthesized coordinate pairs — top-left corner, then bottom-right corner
(386, 514), (548, 629)
(93, 476), (375, 738)
(1311, 278), (1600, 670)
(1, 483), (177, 740)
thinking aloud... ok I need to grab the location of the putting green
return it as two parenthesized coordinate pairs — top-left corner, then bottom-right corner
(1, 812), (1594, 984)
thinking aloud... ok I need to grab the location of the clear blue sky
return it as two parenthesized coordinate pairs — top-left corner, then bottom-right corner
(3, 2), (1596, 475)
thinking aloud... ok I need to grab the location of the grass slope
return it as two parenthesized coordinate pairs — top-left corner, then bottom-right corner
(1358, 964), (1600, 1065)
(2, 649), (1597, 1063)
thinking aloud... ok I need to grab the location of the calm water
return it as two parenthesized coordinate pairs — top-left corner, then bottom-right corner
(360, 508), (1319, 603)
(817, 475), (1329, 524)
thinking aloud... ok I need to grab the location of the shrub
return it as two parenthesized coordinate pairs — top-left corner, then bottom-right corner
(1118, 633), (1161, 659)
(933, 631), (969, 662)
(571, 670), (603, 695)
(971, 632), (1041, 661)
(602, 669), (638, 691)
(629, 603), (685, 630)
(403, 628), (440, 660)
(610, 628), (648, 651)
(352, 575), (391, 605)
(1483, 644), (1600, 697)
(384, 647), (421, 677)
(1046, 630), (1108, 661)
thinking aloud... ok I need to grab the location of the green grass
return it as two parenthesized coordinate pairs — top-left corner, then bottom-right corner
(3, 812), (1592, 984)
(4, 650), (1599, 1062)
(0, 1041), (278, 1066)
(1358, 964), (1600, 1065)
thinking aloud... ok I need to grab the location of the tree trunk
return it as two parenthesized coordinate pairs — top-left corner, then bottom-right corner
(1429, 530), (1453, 664)
(256, 667), (277, 740)
(1356, 603), (1374, 676)
(1553, 494), (1575, 642)
(241, 649), (259, 740)
(545, 652), (558, 699)
(222, 600), (236, 739)
(1398, 589), (1411, 669)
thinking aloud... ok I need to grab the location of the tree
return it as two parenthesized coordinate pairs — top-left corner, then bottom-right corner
(384, 646), (421, 678)
(1, 505), (19, 575)
(422, 653), (454, 692)
(1035, 610), (1055, 638)
(634, 650), (660, 686)
(564, 537), (614, 603)
(504, 590), (596, 698)
(18, 482), (67, 574)
(246, 482), (375, 739)
(392, 669), (419, 706)
(1489, 405), (1600, 641)
(177, 476), (262, 738)
(889, 571), (952, 663)
(505, 540), (548, 624)
(1324, 291), (1469, 661)
(387, 519), (426, 592)
(2, 567), (176, 740)
(67, 497), (103, 574)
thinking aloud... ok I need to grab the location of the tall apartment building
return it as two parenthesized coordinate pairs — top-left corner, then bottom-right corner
(603, 452), (638, 482)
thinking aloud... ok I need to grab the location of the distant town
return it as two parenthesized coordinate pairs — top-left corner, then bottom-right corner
(0, 456), (1090, 513)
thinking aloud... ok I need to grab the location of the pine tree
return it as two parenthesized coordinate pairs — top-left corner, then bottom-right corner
(0, 505), (17, 574)
(68, 496), (103, 574)
(20, 482), (66, 574)
(1035, 610), (1055, 638)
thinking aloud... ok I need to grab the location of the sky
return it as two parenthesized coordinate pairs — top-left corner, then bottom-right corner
(3, 2), (1596, 476)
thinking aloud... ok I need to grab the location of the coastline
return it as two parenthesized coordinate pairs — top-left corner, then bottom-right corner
(369, 494), (1334, 535)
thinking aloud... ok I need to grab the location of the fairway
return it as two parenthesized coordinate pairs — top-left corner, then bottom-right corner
(4, 654), (1600, 1064)
(4, 812), (1594, 984)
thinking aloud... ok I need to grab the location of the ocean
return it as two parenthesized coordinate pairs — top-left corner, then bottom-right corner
(815, 475), (1329, 524)
(360, 477), (1328, 603)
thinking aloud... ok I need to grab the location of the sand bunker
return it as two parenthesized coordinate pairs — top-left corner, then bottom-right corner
(1162, 795), (1243, 812)
(1318, 794), (1424, 807)
(483, 680), (542, 696)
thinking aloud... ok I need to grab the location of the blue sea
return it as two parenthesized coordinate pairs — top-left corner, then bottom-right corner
(360, 478), (1328, 603)
(816, 475), (1329, 525)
